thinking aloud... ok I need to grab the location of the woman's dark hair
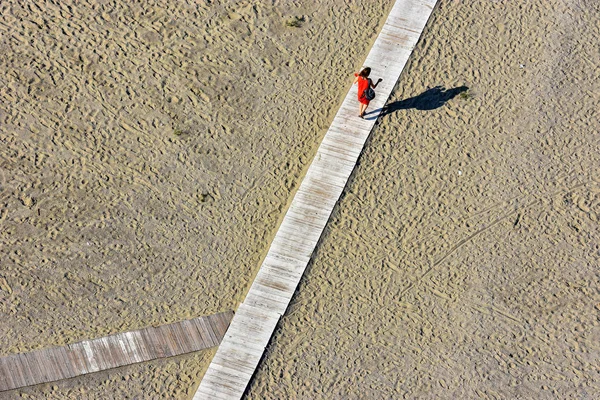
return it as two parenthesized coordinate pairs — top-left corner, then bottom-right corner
(359, 67), (371, 78)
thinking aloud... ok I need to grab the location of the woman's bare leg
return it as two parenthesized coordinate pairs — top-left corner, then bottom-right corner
(359, 103), (368, 117)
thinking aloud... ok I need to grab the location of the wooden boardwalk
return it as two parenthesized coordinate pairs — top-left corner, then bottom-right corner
(0, 311), (233, 392)
(193, 0), (438, 398)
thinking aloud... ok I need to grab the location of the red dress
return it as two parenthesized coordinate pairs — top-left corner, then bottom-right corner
(355, 75), (371, 105)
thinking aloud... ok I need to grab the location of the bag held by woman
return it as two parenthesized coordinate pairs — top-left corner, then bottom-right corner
(362, 84), (376, 101)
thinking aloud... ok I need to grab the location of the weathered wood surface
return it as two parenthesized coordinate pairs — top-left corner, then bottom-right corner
(0, 311), (233, 392)
(193, 0), (438, 399)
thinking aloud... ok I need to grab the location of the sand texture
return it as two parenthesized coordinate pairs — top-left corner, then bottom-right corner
(245, 0), (600, 399)
(0, 0), (395, 397)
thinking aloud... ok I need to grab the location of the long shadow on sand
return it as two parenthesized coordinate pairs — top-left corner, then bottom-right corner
(367, 85), (469, 119)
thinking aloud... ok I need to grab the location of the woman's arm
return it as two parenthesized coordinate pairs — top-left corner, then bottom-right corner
(370, 78), (383, 88)
(353, 73), (359, 84)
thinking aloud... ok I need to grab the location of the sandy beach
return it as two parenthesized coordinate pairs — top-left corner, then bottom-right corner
(0, 0), (395, 397)
(245, 0), (600, 398)
(2, 0), (599, 398)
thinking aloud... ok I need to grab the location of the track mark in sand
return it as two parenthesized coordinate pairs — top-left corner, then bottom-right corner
(399, 207), (523, 297)
(461, 193), (525, 223)
(403, 180), (596, 297)
(464, 300), (523, 324)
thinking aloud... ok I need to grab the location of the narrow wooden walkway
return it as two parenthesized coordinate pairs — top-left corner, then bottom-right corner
(193, 0), (438, 398)
(0, 311), (233, 392)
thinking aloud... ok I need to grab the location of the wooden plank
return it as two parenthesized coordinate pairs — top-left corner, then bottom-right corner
(328, 121), (372, 136)
(325, 127), (369, 146)
(269, 235), (316, 256)
(88, 337), (113, 371)
(207, 312), (235, 340)
(66, 342), (92, 375)
(210, 350), (259, 379)
(193, 317), (220, 348)
(53, 347), (77, 379)
(0, 312), (233, 392)
(251, 282), (297, 303)
(193, 0), (439, 398)
(8, 355), (28, 390)
(155, 325), (178, 358)
(166, 323), (189, 355)
(22, 353), (43, 387)
(254, 270), (300, 294)
(0, 357), (17, 392)
(204, 317), (228, 348)
(119, 331), (146, 364)
(29, 349), (55, 384)
(80, 341), (101, 373)
(261, 258), (306, 280)
(292, 191), (338, 210)
(315, 146), (360, 164)
(140, 327), (163, 358)
(180, 320), (205, 352)
(16, 354), (35, 388)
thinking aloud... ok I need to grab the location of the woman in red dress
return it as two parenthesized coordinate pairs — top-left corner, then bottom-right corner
(353, 67), (382, 118)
